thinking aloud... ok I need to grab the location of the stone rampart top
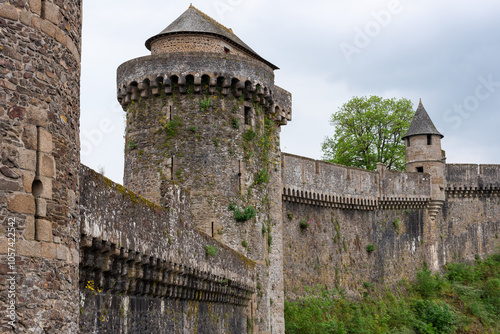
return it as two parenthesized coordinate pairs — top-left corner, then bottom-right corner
(446, 164), (500, 188)
(282, 153), (431, 210)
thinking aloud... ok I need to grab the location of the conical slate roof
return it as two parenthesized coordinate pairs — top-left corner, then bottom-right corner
(403, 100), (443, 139)
(145, 5), (278, 70)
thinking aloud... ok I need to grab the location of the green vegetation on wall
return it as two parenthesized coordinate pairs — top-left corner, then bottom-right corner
(285, 252), (500, 334)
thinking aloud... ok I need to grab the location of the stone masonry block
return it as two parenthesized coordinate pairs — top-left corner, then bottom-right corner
(37, 127), (52, 153)
(37, 152), (55, 178)
(19, 10), (32, 27)
(22, 170), (35, 193)
(41, 242), (57, 259)
(35, 219), (52, 242)
(26, 106), (47, 127)
(22, 123), (38, 150)
(36, 176), (52, 199)
(0, 4), (19, 21)
(25, 215), (35, 240)
(71, 248), (79, 265)
(35, 197), (47, 217)
(56, 244), (69, 261)
(43, 1), (61, 26)
(28, 0), (41, 16)
(41, 19), (56, 38)
(17, 240), (42, 258)
(19, 148), (37, 171)
(7, 193), (35, 215)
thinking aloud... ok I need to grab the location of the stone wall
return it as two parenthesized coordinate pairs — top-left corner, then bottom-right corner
(0, 0), (81, 332)
(79, 165), (256, 333)
(150, 34), (250, 60)
(281, 155), (500, 300)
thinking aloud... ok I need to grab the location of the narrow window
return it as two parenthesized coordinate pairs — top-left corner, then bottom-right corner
(427, 134), (432, 145)
(416, 167), (424, 173)
(211, 222), (214, 238)
(244, 106), (251, 125)
(407, 137), (411, 147)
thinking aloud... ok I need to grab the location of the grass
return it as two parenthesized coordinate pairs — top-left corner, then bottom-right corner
(285, 252), (500, 334)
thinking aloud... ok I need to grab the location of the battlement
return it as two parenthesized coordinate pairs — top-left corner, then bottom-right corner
(117, 52), (291, 125)
(446, 164), (500, 197)
(282, 153), (431, 210)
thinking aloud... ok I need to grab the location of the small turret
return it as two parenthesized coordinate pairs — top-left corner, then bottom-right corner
(403, 100), (445, 219)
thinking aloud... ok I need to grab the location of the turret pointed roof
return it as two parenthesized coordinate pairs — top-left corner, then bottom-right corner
(145, 5), (278, 70)
(403, 100), (443, 139)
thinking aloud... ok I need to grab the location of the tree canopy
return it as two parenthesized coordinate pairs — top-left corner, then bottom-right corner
(321, 96), (414, 171)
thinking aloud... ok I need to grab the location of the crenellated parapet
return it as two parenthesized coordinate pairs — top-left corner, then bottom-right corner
(116, 52), (292, 125)
(446, 164), (500, 198)
(281, 153), (432, 211)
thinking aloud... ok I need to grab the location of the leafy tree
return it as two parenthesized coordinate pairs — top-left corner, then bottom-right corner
(321, 96), (414, 171)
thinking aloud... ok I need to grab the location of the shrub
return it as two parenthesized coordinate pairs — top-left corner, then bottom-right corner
(299, 219), (310, 230)
(255, 168), (270, 184)
(393, 218), (400, 231)
(366, 244), (376, 253)
(164, 116), (183, 139)
(231, 117), (239, 129)
(199, 97), (212, 111)
(241, 240), (248, 248)
(243, 129), (256, 141)
(414, 262), (443, 299)
(228, 204), (256, 222)
(413, 300), (455, 334)
(205, 245), (218, 256)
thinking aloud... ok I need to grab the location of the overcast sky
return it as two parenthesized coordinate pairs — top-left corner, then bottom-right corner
(81, 0), (500, 184)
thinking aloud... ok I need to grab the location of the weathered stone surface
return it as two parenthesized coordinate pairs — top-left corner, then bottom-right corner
(0, 166), (20, 179)
(0, 177), (22, 191)
(25, 215), (35, 240)
(34, 176), (52, 199)
(37, 127), (52, 153)
(7, 193), (35, 214)
(37, 152), (55, 177)
(43, 1), (61, 26)
(28, 0), (41, 16)
(35, 218), (52, 242)
(35, 197), (46, 217)
(22, 123), (38, 150)
(7, 105), (26, 119)
(17, 239), (42, 258)
(0, 4), (19, 21)
(22, 170), (35, 192)
(26, 106), (47, 127)
(18, 148), (36, 171)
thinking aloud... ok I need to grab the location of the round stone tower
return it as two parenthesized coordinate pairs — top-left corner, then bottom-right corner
(0, 0), (82, 331)
(403, 100), (445, 219)
(117, 6), (291, 333)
